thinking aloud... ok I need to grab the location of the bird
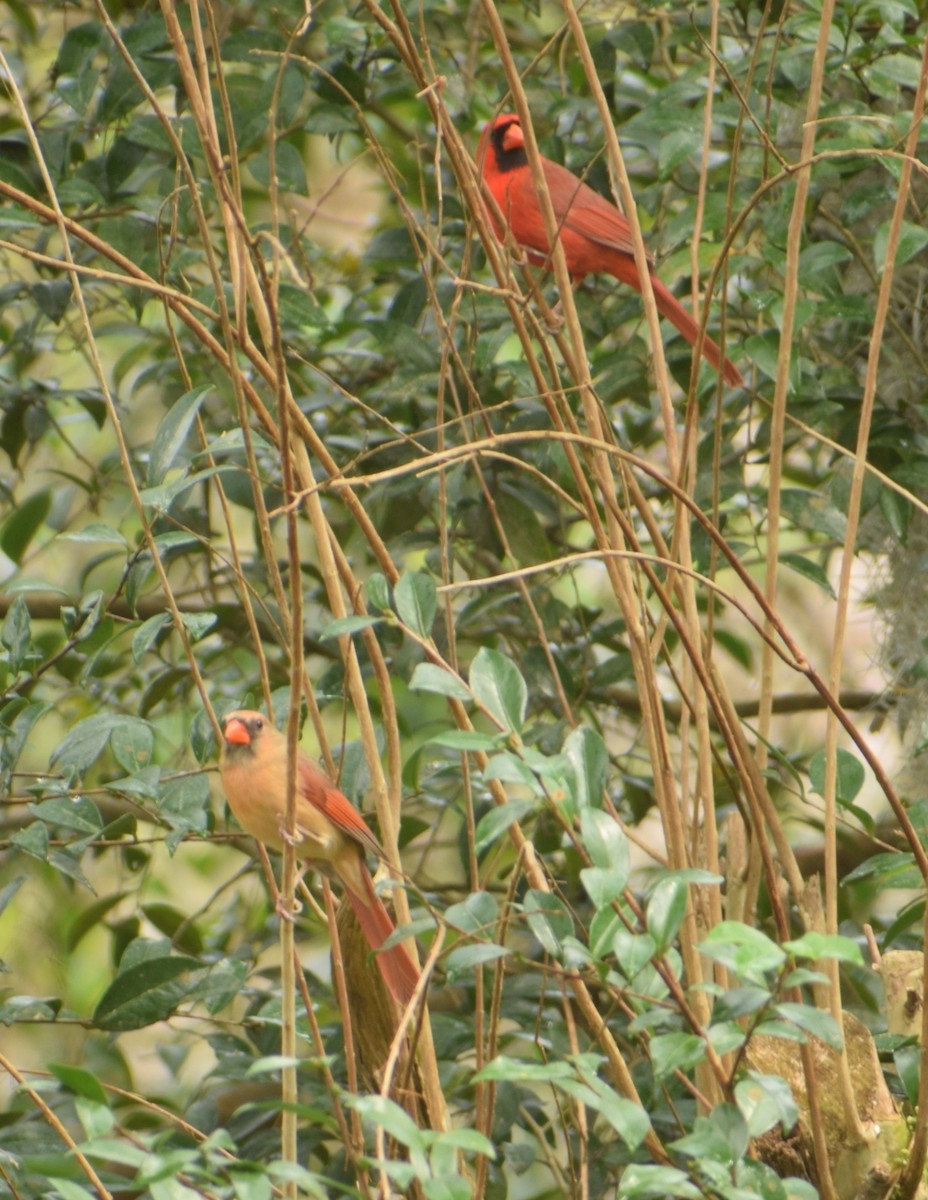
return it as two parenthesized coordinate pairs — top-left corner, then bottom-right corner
(476, 112), (743, 388)
(219, 709), (419, 1008)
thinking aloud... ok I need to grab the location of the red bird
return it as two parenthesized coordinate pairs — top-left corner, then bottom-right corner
(219, 710), (419, 1007)
(477, 113), (743, 388)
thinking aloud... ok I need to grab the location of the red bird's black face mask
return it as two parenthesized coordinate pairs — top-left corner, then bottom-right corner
(488, 115), (527, 173)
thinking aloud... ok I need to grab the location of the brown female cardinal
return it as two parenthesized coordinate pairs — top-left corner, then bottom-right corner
(477, 112), (743, 388)
(219, 709), (419, 1007)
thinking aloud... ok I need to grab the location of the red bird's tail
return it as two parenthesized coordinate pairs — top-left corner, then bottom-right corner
(646, 274), (743, 388)
(345, 872), (420, 1007)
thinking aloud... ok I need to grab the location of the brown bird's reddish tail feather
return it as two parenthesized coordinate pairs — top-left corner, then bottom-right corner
(345, 872), (420, 1007)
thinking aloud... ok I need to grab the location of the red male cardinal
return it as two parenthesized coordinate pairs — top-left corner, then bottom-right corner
(477, 113), (743, 388)
(219, 709), (419, 1007)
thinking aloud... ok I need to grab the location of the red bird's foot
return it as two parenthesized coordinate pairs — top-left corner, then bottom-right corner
(543, 300), (565, 334)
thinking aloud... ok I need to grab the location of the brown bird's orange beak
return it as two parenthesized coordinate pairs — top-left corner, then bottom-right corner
(223, 716), (252, 745)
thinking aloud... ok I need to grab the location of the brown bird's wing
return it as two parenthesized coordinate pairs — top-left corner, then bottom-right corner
(297, 757), (385, 862)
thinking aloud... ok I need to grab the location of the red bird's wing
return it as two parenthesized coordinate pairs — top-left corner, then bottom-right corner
(542, 160), (653, 266)
(297, 757), (385, 861)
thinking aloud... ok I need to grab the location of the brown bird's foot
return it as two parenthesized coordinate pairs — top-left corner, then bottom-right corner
(275, 893), (303, 922)
(277, 821), (301, 847)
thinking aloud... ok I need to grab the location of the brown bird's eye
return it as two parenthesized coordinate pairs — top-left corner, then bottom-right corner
(254, 718), (263, 730)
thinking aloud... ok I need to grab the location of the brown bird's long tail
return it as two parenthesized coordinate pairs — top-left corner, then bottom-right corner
(649, 274), (743, 388)
(345, 872), (420, 1007)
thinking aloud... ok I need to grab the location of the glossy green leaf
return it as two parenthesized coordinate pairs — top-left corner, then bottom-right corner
(474, 800), (536, 855)
(469, 647), (527, 733)
(782, 932), (863, 965)
(409, 662), (471, 700)
(93, 954), (200, 1030)
(394, 570), (437, 637)
(523, 890), (572, 957)
(1, 490), (50, 563)
(563, 724), (607, 810)
(646, 877), (688, 952)
(147, 386), (212, 486)
(808, 747), (865, 806)
(1, 594), (31, 673)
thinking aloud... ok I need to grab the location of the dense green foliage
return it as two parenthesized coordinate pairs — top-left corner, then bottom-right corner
(1, 0), (927, 1197)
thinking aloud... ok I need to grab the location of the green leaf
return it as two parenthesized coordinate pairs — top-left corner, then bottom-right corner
(474, 800), (536, 855)
(48, 1062), (108, 1104)
(612, 929), (656, 981)
(782, 932), (863, 965)
(649, 1032), (706, 1081)
(423, 1177), (473, 1200)
(29, 796), (102, 836)
(33, 279), (72, 323)
(523, 890), (572, 957)
(394, 570), (437, 637)
(700, 922), (786, 983)
(563, 725), (608, 810)
(772, 1002), (843, 1048)
(445, 891), (499, 935)
(482, 752), (541, 789)
(139, 463), (239, 512)
(475, 1054), (575, 1084)
(132, 613), (171, 661)
(428, 729), (504, 752)
(10, 820), (50, 860)
(580, 866), (627, 909)
(875, 218), (928, 271)
(735, 1072), (798, 1137)
(44, 1181), (97, 1200)
(779, 552), (836, 598)
(158, 772), (210, 852)
(228, 1169), (274, 1200)
(580, 808), (629, 881)
(879, 485), (910, 544)
(180, 611), (217, 642)
(51, 714), (123, 774)
(560, 1066), (652, 1149)
(646, 877), (688, 952)
(142, 903), (204, 954)
(619, 1164), (702, 1200)
(367, 573), (391, 611)
(58, 523), (128, 545)
(445, 943), (510, 981)
(808, 748), (865, 806)
(0, 876), (25, 919)
(409, 662), (471, 701)
(249, 141), (308, 195)
(93, 954), (200, 1031)
(109, 719), (153, 774)
(894, 1045), (920, 1107)
(2, 594), (31, 673)
(1, 490), (50, 563)
(347, 1093), (428, 1152)
(469, 647), (527, 733)
(147, 386), (213, 487)
(319, 614), (382, 640)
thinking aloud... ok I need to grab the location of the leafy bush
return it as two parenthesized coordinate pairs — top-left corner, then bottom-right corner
(1, 1), (927, 1197)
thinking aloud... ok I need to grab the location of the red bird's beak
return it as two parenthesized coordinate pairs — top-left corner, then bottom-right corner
(500, 119), (525, 153)
(223, 717), (251, 746)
